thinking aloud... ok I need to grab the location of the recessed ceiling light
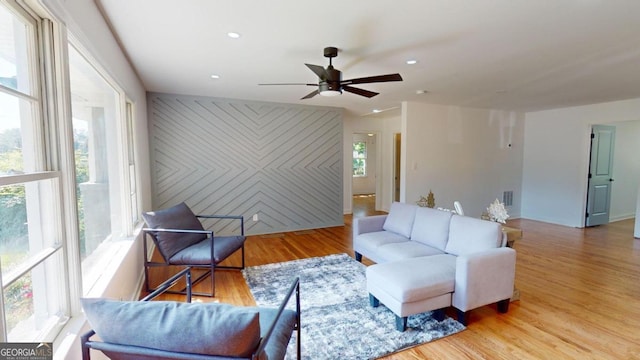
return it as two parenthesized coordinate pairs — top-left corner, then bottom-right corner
(416, 90), (428, 94)
(227, 32), (241, 39)
(406, 59), (418, 65)
(210, 74), (220, 79)
(367, 133), (374, 137)
(372, 109), (382, 113)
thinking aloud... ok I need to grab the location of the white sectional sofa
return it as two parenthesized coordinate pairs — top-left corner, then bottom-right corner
(353, 202), (516, 330)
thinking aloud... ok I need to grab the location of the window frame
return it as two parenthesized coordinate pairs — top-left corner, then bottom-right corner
(0, 1), (69, 342)
(0, 0), (142, 343)
(66, 39), (140, 294)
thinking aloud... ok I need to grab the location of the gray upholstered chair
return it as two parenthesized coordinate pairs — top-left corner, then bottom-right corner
(81, 276), (301, 360)
(142, 202), (246, 297)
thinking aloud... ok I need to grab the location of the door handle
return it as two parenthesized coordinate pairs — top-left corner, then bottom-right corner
(609, 178), (615, 182)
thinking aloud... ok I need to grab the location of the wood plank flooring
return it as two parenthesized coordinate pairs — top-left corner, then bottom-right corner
(151, 201), (640, 359)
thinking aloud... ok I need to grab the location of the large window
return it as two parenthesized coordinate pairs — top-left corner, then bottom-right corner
(0, 0), (140, 344)
(68, 44), (136, 295)
(353, 141), (367, 177)
(0, 2), (67, 342)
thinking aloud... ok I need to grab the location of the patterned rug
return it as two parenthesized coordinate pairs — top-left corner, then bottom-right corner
(242, 253), (465, 359)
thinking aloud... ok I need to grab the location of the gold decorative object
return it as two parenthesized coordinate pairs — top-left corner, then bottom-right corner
(417, 190), (436, 208)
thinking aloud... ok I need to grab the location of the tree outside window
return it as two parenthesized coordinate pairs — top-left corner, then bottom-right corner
(353, 141), (367, 177)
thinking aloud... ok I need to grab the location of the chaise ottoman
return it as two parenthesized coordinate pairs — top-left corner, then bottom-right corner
(366, 255), (456, 331)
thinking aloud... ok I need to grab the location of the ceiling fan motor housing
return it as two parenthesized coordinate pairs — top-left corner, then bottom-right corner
(324, 46), (338, 58)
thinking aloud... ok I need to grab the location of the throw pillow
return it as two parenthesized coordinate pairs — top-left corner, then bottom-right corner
(82, 298), (261, 357)
(142, 202), (206, 260)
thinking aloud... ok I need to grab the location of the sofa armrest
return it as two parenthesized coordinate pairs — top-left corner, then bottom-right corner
(353, 214), (388, 237)
(452, 247), (516, 312)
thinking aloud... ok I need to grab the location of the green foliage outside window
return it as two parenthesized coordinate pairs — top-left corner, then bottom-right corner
(353, 141), (367, 176)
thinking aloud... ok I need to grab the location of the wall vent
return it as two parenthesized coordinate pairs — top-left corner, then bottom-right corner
(503, 191), (514, 206)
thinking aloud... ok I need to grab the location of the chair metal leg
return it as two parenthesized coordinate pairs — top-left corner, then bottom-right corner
(211, 263), (216, 297)
(241, 244), (245, 269)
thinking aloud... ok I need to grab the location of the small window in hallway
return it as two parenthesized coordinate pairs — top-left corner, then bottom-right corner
(353, 141), (367, 176)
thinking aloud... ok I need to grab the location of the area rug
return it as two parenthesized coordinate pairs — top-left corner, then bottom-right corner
(242, 253), (465, 359)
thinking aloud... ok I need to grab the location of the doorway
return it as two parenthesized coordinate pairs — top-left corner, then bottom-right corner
(352, 132), (379, 215)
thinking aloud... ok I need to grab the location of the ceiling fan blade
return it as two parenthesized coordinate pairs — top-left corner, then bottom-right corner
(342, 85), (378, 98)
(301, 89), (320, 99)
(258, 83), (316, 86)
(305, 63), (328, 79)
(342, 73), (403, 85)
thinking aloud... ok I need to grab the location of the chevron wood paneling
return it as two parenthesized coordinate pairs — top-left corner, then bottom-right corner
(147, 93), (344, 235)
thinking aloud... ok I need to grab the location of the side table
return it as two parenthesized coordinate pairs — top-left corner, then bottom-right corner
(502, 226), (522, 301)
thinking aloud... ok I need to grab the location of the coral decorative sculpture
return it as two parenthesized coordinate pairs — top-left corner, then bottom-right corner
(487, 198), (509, 224)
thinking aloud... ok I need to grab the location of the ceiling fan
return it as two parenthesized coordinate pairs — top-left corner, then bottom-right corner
(259, 47), (403, 100)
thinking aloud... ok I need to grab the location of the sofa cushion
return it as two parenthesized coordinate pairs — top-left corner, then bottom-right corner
(377, 241), (446, 262)
(81, 298), (260, 357)
(142, 202), (207, 260)
(383, 202), (417, 238)
(410, 207), (454, 251)
(354, 231), (410, 255)
(366, 255), (456, 303)
(445, 215), (503, 256)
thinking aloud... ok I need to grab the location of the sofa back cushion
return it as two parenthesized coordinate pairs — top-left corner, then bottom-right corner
(410, 207), (454, 251)
(445, 215), (503, 256)
(383, 202), (418, 238)
(81, 298), (260, 357)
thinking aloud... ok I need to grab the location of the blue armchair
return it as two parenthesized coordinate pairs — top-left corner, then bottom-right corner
(142, 202), (246, 297)
(81, 273), (301, 360)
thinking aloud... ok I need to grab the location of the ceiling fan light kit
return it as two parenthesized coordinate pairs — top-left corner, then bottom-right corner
(319, 82), (342, 97)
(259, 46), (403, 100)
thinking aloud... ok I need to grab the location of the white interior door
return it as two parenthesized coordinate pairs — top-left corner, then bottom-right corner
(586, 125), (616, 227)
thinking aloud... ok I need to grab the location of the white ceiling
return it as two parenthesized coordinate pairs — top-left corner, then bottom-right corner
(96, 0), (640, 117)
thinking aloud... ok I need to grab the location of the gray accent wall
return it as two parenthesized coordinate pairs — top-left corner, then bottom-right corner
(147, 93), (344, 235)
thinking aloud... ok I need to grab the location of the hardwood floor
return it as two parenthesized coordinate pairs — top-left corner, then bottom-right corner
(152, 203), (640, 359)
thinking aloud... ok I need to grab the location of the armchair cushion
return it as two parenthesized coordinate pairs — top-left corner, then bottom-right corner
(142, 202), (206, 260)
(81, 298), (261, 357)
(169, 235), (246, 265)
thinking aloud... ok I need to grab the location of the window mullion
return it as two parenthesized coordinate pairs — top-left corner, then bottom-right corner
(41, 17), (82, 316)
(1, 246), (61, 289)
(0, 84), (38, 102)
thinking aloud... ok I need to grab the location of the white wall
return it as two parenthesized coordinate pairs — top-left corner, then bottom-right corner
(402, 102), (525, 218)
(522, 98), (640, 227)
(611, 120), (640, 221)
(352, 133), (377, 195)
(343, 112), (401, 213)
(636, 184), (640, 238)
